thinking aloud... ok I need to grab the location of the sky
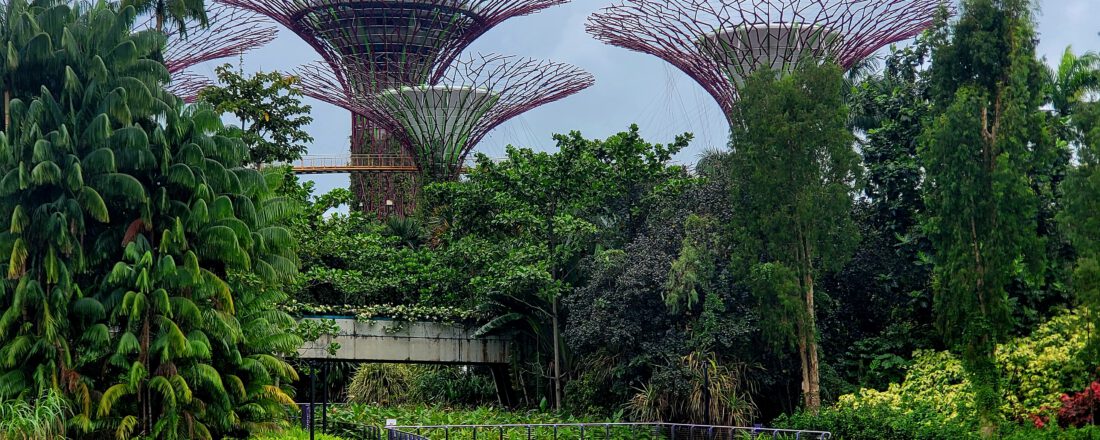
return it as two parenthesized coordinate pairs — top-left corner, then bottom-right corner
(186, 0), (1100, 195)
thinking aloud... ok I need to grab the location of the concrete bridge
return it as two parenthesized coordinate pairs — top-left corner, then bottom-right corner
(296, 316), (515, 406)
(297, 316), (510, 364)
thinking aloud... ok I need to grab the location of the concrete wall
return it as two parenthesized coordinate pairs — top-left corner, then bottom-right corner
(297, 317), (510, 364)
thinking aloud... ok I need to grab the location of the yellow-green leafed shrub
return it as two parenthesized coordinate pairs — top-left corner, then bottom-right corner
(998, 310), (1092, 419)
(837, 309), (1094, 424)
(837, 350), (976, 425)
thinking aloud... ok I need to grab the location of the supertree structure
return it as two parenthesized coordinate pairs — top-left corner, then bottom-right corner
(299, 54), (594, 180)
(139, 4), (279, 101)
(218, 0), (570, 214)
(587, 0), (945, 118)
(218, 0), (568, 86)
(165, 72), (217, 102)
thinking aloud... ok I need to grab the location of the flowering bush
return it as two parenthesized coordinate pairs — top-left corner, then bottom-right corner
(1057, 381), (1100, 428)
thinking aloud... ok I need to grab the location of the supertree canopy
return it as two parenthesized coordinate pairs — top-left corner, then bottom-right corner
(141, 4), (279, 101)
(298, 54), (594, 180)
(220, 0), (572, 215)
(219, 0), (569, 87)
(587, 0), (945, 117)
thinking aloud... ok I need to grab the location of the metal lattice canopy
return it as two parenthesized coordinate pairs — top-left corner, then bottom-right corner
(138, 4), (279, 73)
(219, 0), (568, 90)
(165, 71), (215, 102)
(134, 4), (279, 101)
(587, 0), (947, 117)
(297, 54), (594, 179)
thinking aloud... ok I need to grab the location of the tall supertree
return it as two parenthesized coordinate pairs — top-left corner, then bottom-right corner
(589, 0), (946, 414)
(299, 54), (594, 180)
(219, 0), (570, 213)
(140, 4), (279, 101)
(587, 0), (945, 118)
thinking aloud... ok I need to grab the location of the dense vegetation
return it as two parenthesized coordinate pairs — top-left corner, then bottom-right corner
(3, 0), (1100, 439)
(0, 0), (299, 438)
(284, 1), (1100, 439)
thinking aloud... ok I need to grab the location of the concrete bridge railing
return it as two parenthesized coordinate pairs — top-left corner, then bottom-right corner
(297, 317), (510, 364)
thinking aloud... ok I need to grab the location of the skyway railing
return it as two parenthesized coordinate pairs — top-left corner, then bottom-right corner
(282, 154), (419, 174)
(281, 154), (698, 176)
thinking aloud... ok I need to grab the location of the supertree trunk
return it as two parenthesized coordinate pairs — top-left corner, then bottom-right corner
(350, 114), (419, 217)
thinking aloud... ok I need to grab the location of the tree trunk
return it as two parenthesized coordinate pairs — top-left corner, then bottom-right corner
(552, 296), (562, 410)
(4, 90), (10, 131)
(797, 323), (810, 412)
(804, 271), (821, 413)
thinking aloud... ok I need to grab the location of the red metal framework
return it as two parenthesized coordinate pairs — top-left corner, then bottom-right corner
(587, 0), (946, 117)
(165, 71), (214, 103)
(297, 53), (594, 179)
(218, 0), (568, 89)
(136, 4), (279, 101)
(217, 0), (570, 216)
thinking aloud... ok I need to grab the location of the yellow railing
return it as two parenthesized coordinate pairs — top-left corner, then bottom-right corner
(284, 154), (419, 174)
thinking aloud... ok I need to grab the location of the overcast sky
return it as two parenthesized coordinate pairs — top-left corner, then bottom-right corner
(189, 0), (1100, 195)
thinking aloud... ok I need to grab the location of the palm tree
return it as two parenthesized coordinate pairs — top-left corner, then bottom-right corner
(1045, 46), (1100, 118)
(0, 3), (301, 438)
(124, 0), (207, 35)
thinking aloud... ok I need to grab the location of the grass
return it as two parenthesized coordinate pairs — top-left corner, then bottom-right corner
(0, 391), (68, 440)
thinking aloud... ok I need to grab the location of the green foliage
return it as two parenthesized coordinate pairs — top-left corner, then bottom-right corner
(836, 309), (1093, 425)
(664, 214), (718, 315)
(777, 403), (1100, 440)
(199, 64), (314, 166)
(0, 390), (68, 440)
(921, 0), (1049, 431)
(283, 302), (482, 325)
(625, 352), (758, 426)
(825, 39), (937, 393)
(326, 403), (598, 436)
(346, 363), (416, 406)
(345, 364), (497, 408)
(729, 62), (861, 411)
(1061, 88), (1100, 362)
(0, 2), (301, 438)
(411, 366), (497, 406)
(249, 427), (347, 440)
(775, 403), (977, 440)
(123, 0), (207, 35)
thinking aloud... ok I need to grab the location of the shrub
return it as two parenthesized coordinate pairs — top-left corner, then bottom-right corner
(777, 404), (1100, 440)
(412, 366), (498, 406)
(775, 404), (976, 440)
(249, 426), (347, 440)
(999, 310), (1093, 419)
(836, 350), (977, 425)
(0, 391), (68, 440)
(1056, 381), (1100, 428)
(1001, 425), (1100, 440)
(837, 309), (1094, 424)
(325, 403), (597, 438)
(346, 364), (417, 405)
(625, 352), (758, 426)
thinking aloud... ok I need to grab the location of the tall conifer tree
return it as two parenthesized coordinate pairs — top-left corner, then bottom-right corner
(920, 0), (1047, 435)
